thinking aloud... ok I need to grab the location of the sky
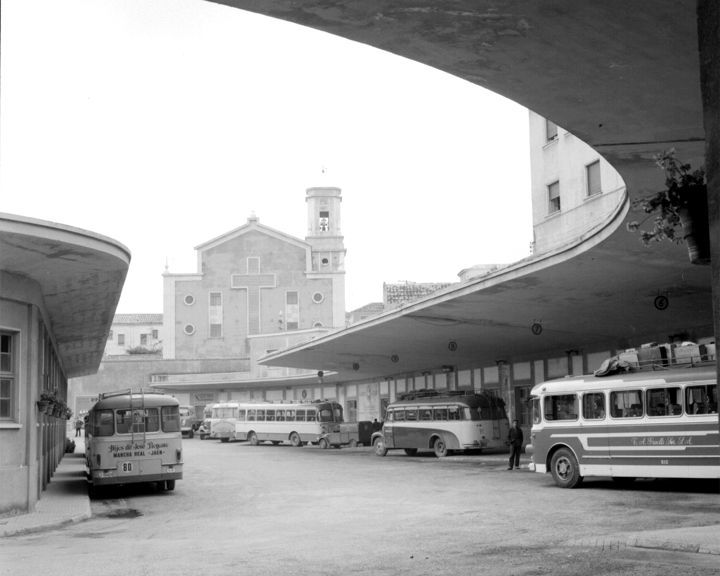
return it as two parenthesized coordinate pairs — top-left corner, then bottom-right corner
(1, 0), (532, 314)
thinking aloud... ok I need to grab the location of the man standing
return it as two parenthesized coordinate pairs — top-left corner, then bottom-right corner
(507, 419), (524, 470)
(74, 417), (83, 437)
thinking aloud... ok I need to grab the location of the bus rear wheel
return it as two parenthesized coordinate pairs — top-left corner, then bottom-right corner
(166, 480), (176, 491)
(550, 448), (583, 488)
(249, 432), (259, 446)
(373, 437), (388, 457)
(290, 433), (302, 447)
(433, 437), (448, 458)
(404, 448), (418, 456)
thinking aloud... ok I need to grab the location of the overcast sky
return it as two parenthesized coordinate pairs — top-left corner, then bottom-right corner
(2, 0), (532, 314)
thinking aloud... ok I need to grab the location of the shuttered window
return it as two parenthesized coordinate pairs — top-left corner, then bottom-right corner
(586, 160), (601, 196)
(548, 181), (561, 214)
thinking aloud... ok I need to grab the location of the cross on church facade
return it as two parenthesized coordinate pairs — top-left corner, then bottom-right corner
(231, 257), (276, 335)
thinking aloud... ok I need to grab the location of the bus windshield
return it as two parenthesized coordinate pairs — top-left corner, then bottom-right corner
(213, 407), (237, 419)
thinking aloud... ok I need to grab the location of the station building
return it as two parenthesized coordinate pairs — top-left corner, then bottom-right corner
(0, 213), (129, 515)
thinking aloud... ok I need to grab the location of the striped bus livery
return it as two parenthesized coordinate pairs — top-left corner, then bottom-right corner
(526, 365), (718, 488)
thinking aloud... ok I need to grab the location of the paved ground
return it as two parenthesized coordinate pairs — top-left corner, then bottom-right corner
(1, 436), (718, 558)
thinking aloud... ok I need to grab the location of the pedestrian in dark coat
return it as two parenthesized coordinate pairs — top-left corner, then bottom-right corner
(507, 419), (524, 470)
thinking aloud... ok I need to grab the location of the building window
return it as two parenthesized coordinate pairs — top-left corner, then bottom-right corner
(184, 324), (195, 335)
(321, 258), (329, 266)
(586, 160), (601, 197)
(184, 294), (195, 306)
(0, 333), (15, 420)
(152, 329), (158, 339)
(548, 181), (561, 214)
(319, 211), (329, 231)
(312, 292), (324, 303)
(347, 400), (357, 422)
(286, 291), (299, 330)
(209, 292), (223, 338)
(546, 119), (558, 142)
(313, 322), (324, 328)
(140, 334), (147, 346)
(118, 334), (125, 346)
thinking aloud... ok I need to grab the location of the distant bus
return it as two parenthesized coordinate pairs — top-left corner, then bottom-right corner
(85, 389), (183, 491)
(234, 400), (343, 447)
(372, 390), (510, 457)
(208, 402), (240, 442)
(526, 365), (719, 488)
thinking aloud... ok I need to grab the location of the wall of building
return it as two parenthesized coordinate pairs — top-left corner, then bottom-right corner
(529, 112), (626, 254)
(104, 320), (163, 355)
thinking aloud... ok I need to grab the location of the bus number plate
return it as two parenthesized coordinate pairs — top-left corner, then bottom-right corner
(122, 462), (133, 472)
(167, 467), (175, 473)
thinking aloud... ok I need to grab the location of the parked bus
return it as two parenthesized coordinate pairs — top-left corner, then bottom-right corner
(85, 389), (183, 491)
(208, 402), (240, 442)
(234, 400), (343, 447)
(372, 390), (510, 458)
(179, 405), (201, 439)
(526, 364), (719, 488)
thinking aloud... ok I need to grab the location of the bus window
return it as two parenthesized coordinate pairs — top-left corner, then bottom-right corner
(463, 408), (472, 420)
(161, 406), (180, 432)
(256, 410), (266, 422)
(448, 406), (460, 421)
(144, 408), (160, 432)
(544, 395), (578, 421)
(92, 409), (114, 436)
(286, 409), (296, 422)
(237, 409), (246, 421)
(266, 409), (275, 421)
(247, 409), (256, 421)
(611, 390), (643, 418)
(296, 410), (305, 422)
(385, 409), (394, 422)
(532, 398), (541, 425)
(406, 408), (418, 421)
(334, 407), (344, 422)
(434, 407), (448, 421)
(115, 410), (132, 434)
(686, 384), (718, 414)
(318, 408), (334, 422)
(307, 409), (317, 422)
(583, 393), (605, 420)
(276, 410), (285, 421)
(394, 409), (405, 422)
(420, 407), (433, 421)
(647, 387), (682, 417)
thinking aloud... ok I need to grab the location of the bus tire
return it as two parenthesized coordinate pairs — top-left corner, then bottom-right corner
(318, 438), (329, 450)
(404, 448), (418, 456)
(249, 432), (259, 446)
(550, 448), (583, 488)
(166, 480), (176, 491)
(433, 437), (448, 458)
(221, 437), (229, 443)
(188, 430), (194, 439)
(348, 439), (358, 448)
(373, 437), (388, 457)
(290, 433), (302, 447)
(200, 434), (206, 440)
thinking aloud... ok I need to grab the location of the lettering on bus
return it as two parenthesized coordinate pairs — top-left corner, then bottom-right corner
(108, 441), (169, 457)
(630, 436), (694, 446)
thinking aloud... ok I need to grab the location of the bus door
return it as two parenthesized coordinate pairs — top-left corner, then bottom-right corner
(580, 392), (610, 476)
(485, 396), (504, 440)
(383, 408), (399, 448)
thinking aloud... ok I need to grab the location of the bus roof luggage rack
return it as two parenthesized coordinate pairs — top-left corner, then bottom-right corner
(398, 389), (440, 401)
(595, 342), (716, 377)
(99, 388), (166, 400)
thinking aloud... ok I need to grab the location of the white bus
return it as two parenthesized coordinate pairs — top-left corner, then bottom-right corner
(526, 364), (718, 488)
(208, 402), (240, 442)
(234, 400), (343, 447)
(372, 390), (510, 458)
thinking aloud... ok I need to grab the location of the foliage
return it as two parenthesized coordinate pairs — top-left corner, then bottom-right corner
(626, 149), (706, 245)
(126, 346), (160, 355)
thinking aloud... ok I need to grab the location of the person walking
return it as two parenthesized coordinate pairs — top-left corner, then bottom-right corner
(74, 417), (83, 437)
(506, 419), (524, 470)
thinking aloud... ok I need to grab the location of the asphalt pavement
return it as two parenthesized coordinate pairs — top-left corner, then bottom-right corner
(1, 436), (717, 556)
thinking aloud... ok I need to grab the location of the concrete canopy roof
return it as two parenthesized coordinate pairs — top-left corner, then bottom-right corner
(208, 1), (715, 382)
(1, 213), (131, 378)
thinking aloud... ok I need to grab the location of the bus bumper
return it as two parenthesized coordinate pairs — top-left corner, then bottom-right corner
(90, 465), (183, 486)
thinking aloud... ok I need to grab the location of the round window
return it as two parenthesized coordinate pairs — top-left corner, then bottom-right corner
(312, 292), (324, 303)
(183, 324), (195, 335)
(313, 322), (324, 328)
(184, 295), (195, 306)
(321, 258), (329, 266)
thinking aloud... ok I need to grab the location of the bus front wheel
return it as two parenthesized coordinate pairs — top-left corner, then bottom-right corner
(373, 437), (388, 457)
(550, 448), (583, 488)
(290, 433), (302, 447)
(249, 432), (259, 446)
(433, 437), (448, 458)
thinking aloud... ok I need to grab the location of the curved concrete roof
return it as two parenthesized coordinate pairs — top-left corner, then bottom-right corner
(0, 213), (131, 378)
(219, 1), (716, 380)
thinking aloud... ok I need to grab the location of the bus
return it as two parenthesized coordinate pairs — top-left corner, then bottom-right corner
(234, 400), (343, 447)
(372, 390), (510, 458)
(526, 364), (719, 488)
(207, 402), (240, 442)
(85, 389), (183, 491)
